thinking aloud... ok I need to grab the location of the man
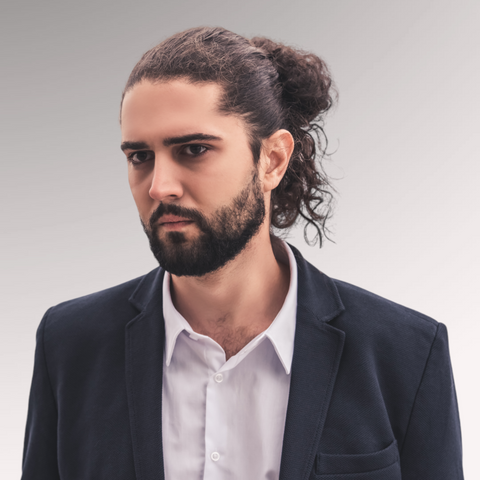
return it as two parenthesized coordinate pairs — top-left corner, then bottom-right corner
(22, 27), (463, 479)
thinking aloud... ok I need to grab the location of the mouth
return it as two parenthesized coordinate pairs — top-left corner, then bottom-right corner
(158, 215), (194, 230)
(159, 215), (193, 225)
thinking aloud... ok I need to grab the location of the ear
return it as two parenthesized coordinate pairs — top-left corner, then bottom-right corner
(259, 129), (294, 193)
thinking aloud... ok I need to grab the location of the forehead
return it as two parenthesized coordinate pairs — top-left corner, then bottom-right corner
(121, 79), (246, 141)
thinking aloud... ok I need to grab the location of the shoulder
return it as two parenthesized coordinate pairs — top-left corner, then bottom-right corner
(40, 268), (161, 342)
(291, 240), (441, 365)
(290, 242), (439, 342)
(328, 277), (441, 371)
(290, 243), (441, 350)
(332, 278), (438, 331)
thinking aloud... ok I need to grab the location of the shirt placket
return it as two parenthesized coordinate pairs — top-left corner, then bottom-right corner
(202, 339), (234, 479)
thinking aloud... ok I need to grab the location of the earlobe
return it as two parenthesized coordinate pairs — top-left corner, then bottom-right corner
(261, 129), (294, 192)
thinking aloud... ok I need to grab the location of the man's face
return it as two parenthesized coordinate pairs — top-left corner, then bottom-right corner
(121, 79), (267, 276)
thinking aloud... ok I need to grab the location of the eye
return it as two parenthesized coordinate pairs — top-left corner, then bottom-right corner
(182, 144), (208, 156)
(127, 151), (154, 165)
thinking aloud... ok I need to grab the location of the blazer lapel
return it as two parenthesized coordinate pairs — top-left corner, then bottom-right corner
(125, 267), (166, 480)
(280, 246), (346, 480)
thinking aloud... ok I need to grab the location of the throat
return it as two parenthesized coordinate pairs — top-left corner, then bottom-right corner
(195, 320), (268, 360)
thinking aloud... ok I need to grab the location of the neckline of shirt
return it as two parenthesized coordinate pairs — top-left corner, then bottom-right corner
(162, 240), (298, 374)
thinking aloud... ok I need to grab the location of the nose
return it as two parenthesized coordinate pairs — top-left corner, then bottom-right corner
(148, 156), (184, 201)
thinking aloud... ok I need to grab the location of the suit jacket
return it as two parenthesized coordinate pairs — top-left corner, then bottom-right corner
(22, 245), (463, 479)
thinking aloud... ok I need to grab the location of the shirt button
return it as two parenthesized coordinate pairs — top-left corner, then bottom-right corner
(211, 451), (220, 462)
(214, 373), (223, 383)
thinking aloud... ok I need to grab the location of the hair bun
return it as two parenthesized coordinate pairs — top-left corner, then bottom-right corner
(250, 37), (335, 126)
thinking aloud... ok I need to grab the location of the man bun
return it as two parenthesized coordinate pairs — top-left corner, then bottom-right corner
(250, 37), (334, 126)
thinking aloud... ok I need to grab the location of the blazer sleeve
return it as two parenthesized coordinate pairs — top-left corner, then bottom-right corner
(22, 309), (61, 480)
(400, 322), (464, 479)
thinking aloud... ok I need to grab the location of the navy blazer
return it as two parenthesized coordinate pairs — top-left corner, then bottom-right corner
(22, 245), (463, 479)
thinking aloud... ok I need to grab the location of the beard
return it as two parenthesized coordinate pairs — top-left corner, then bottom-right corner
(141, 169), (266, 277)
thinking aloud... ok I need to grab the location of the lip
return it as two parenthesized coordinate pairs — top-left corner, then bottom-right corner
(159, 215), (193, 225)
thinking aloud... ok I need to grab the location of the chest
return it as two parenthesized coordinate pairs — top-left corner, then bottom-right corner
(162, 333), (291, 479)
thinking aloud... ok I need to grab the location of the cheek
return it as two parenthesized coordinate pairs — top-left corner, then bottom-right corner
(128, 171), (153, 212)
(186, 174), (236, 212)
(191, 158), (254, 206)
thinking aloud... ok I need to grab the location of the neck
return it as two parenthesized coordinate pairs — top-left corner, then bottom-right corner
(169, 230), (290, 358)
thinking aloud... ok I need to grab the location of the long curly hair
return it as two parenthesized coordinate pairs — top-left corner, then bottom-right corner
(122, 27), (337, 246)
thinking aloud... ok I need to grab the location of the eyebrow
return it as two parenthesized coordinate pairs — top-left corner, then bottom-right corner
(163, 133), (222, 146)
(120, 133), (222, 151)
(120, 141), (149, 152)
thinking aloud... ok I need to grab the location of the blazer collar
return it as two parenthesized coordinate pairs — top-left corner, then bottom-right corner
(126, 244), (346, 480)
(288, 243), (344, 321)
(128, 266), (165, 312)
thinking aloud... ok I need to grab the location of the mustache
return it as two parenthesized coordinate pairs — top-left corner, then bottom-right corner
(147, 202), (209, 231)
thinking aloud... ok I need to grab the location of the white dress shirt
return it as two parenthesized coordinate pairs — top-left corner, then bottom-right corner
(161, 240), (298, 480)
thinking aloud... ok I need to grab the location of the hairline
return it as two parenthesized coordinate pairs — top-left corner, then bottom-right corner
(120, 75), (265, 164)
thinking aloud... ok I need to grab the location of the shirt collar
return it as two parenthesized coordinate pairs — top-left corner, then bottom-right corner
(264, 240), (297, 374)
(162, 239), (298, 374)
(162, 274), (193, 367)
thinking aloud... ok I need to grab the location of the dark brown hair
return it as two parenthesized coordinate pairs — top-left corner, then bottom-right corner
(122, 27), (336, 246)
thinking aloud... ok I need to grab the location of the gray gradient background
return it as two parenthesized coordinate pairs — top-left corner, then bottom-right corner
(1, 0), (479, 477)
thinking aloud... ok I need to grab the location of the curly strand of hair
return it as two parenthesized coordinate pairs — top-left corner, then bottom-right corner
(270, 117), (335, 246)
